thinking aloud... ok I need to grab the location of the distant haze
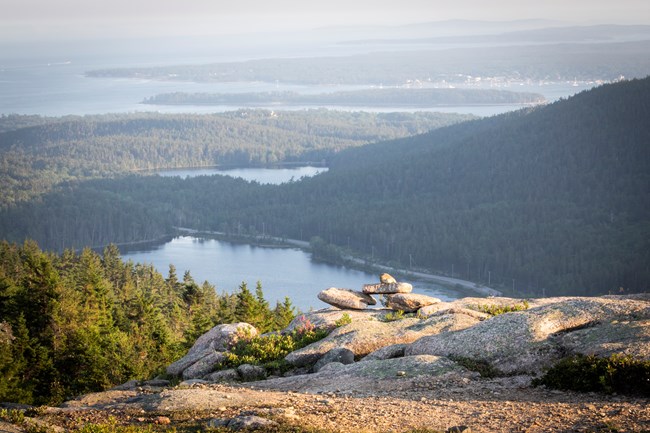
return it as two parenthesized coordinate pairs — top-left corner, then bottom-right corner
(2, 0), (650, 42)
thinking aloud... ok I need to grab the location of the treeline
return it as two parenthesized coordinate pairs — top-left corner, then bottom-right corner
(0, 110), (470, 207)
(0, 240), (296, 405)
(86, 40), (650, 85)
(142, 88), (545, 107)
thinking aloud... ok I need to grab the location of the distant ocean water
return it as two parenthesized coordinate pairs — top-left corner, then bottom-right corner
(0, 52), (594, 117)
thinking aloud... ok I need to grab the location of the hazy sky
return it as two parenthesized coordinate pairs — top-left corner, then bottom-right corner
(2, 0), (650, 42)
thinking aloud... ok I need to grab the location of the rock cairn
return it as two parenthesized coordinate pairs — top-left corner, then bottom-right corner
(317, 273), (441, 314)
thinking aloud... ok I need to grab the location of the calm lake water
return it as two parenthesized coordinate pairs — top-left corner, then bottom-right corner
(121, 236), (460, 312)
(156, 165), (328, 183)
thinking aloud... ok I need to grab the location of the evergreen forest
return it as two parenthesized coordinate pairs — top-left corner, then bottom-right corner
(0, 241), (296, 405)
(0, 109), (469, 207)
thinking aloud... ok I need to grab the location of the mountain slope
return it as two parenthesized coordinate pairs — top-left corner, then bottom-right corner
(233, 78), (650, 294)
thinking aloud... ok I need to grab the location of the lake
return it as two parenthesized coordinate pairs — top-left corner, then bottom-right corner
(121, 236), (460, 312)
(156, 165), (328, 184)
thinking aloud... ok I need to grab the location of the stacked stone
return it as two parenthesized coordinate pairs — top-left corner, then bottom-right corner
(317, 273), (441, 313)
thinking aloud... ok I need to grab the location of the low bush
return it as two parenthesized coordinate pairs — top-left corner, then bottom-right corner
(75, 423), (163, 433)
(381, 310), (406, 322)
(334, 313), (352, 327)
(0, 409), (25, 425)
(218, 317), (328, 372)
(473, 301), (529, 316)
(533, 353), (650, 396)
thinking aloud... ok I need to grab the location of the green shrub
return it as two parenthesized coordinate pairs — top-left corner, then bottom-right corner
(75, 424), (165, 433)
(533, 353), (650, 396)
(334, 313), (352, 327)
(473, 301), (529, 316)
(0, 409), (25, 424)
(381, 310), (406, 322)
(218, 317), (328, 371)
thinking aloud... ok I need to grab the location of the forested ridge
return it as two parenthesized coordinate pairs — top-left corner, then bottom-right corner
(86, 40), (650, 85)
(1, 79), (649, 296)
(0, 241), (296, 404)
(0, 110), (468, 206)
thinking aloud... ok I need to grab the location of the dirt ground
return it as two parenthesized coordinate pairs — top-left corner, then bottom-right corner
(7, 377), (648, 433)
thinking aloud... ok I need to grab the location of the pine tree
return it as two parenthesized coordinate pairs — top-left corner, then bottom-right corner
(273, 296), (296, 330)
(253, 281), (273, 332)
(166, 264), (181, 294)
(234, 282), (256, 325)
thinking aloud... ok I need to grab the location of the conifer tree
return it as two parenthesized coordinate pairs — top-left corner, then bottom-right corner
(273, 296), (296, 330)
(234, 282), (257, 325)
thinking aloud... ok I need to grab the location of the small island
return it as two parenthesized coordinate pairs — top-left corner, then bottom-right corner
(141, 88), (546, 108)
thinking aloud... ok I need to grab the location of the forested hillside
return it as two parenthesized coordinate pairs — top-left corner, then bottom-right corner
(297, 78), (650, 294)
(204, 78), (650, 295)
(0, 110), (468, 207)
(0, 241), (295, 404)
(1, 79), (648, 296)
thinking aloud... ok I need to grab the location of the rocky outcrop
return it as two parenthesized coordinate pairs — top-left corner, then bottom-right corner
(166, 322), (257, 378)
(205, 369), (239, 383)
(318, 275), (443, 313)
(361, 344), (408, 361)
(418, 305), (492, 320)
(44, 294), (650, 433)
(285, 312), (481, 367)
(257, 355), (468, 395)
(191, 322), (257, 353)
(362, 282), (413, 294)
(181, 351), (225, 380)
(283, 308), (385, 332)
(237, 364), (267, 381)
(313, 348), (355, 372)
(384, 293), (441, 312)
(159, 294), (648, 395)
(558, 318), (650, 360)
(406, 296), (650, 374)
(317, 287), (377, 310)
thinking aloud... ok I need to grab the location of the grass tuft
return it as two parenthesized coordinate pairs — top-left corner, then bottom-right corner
(472, 301), (529, 316)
